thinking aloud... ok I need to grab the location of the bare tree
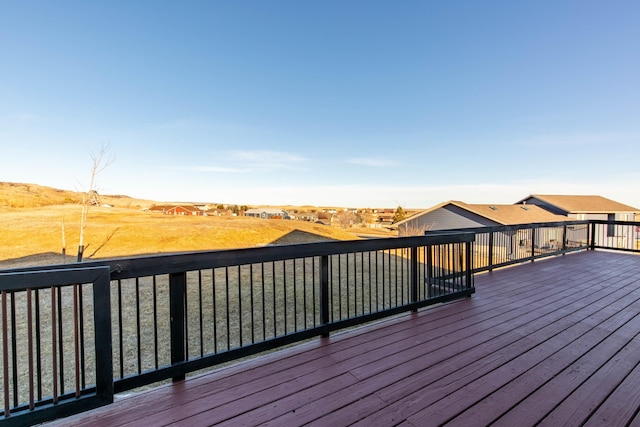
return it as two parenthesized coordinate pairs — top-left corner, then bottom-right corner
(398, 221), (436, 237)
(335, 210), (358, 228)
(78, 144), (114, 262)
(61, 218), (66, 256)
(87, 227), (120, 258)
(392, 206), (407, 223)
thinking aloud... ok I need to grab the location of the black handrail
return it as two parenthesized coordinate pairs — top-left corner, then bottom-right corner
(0, 267), (112, 425)
(1, 220), (638, 424)
(0, 232), (475, 424)
(428, 220), (639, 273)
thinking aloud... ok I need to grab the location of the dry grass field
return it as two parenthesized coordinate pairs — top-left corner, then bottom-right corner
(0, 182), (370, 268)
(0, 182), (410, 413)
(0, 183), (467, 420)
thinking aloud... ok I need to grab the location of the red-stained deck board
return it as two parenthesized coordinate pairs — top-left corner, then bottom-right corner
(134, 362), (350, 426)
(348, 282), (613, 387)
(47, 251), (640, 427)
(507, 321), (640, 427)
(359, 273), (639, 403)
(351, 294), (635, 427)
(582, 358), (640, 427)
(442, 295), (640, 427)
(537, 332), (640, 426)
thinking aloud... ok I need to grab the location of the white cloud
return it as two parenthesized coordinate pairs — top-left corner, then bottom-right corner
(225, 149), (308, 172)
(168, 150), (308, 174)
(229, 150), (307, 168)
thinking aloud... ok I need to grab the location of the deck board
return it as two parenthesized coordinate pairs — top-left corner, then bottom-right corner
(47, 250), (640, 426)
(447, 298), (640, 427)
(538, 334), (640, 426)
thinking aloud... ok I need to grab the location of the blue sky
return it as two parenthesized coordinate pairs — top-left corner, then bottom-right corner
(2, 1), (639, 208)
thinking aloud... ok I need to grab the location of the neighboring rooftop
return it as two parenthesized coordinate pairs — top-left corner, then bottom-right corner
(393, 200), (569, 229)
(245, 208), (290, 215)
(450, 201), (570, 225)
(517, 194), (640, 214)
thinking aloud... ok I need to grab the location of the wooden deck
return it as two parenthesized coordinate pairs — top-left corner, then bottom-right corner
(48, 250), (640, 426)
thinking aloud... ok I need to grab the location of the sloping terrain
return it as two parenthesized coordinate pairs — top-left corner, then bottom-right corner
(0, 183), (363, 268)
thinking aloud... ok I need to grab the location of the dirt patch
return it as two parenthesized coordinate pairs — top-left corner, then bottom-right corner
(0, 252), (77, 269)
(269, 230), (337, 245)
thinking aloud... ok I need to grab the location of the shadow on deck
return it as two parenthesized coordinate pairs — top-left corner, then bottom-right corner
(49, 250), (640, 426)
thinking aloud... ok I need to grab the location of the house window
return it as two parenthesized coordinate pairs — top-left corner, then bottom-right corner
(607, 214), (615, 237)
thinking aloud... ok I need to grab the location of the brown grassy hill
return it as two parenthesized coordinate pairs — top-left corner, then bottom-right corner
(0, 181), (156, 209)
(0, 185), (364, 267)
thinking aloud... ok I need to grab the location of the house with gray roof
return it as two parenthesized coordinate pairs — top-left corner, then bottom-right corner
(393, 201), (569, 236)
(393, 200), (573, 258)
(396, 195), (639, 252)
(244, 208), (290, 220)
(516, 195), (640, 246)
(515, 194), (638, 222)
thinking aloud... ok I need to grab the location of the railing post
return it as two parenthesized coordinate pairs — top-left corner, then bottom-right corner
(531, 227), (536, 261)
(488, 232), (494, 272)
(169, 272), (186, 382)
(410, 247), (418, 311)
(465, 241), (473, 289)
(320, 255), (330, 337)
(425, 245), (433, 298)
(562, 224), (567, 253)
(93, 268), (113, 403)
(590, 221), (596, 250)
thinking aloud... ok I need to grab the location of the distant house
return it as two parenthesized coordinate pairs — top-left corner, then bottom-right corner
(167, 205), (203, 216)
(295, 211), (319, 222)
(396, 195), (639, 253)
(393, 201), (569, 236)
(515, 195), (638, 222)
(377, 209), (396, 225)
(149, 205), (173, 214)
(149, 204), (204, 216)
(394, 201), (572, 256)
(516, 194), (640, 245)
(245, 208), (290, 220)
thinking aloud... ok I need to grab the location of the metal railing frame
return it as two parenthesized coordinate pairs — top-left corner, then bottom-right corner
(0, 267), (112, 426)
(427, 220), (639, 273)
(0, 232), (474, 424)
(1, 219), (638, 424)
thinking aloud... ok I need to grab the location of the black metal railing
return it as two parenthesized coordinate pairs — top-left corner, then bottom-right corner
(431, 220), (590, 272)
(1, 219), (637, 424)
(426, 220), (639, 273)
(0, 267), (112, 426)
(0, 232), (474, 424)
(590, 220), (640, 253)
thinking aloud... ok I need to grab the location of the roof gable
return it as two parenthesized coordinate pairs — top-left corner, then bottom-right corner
(519, 195), (639, 213)
(454, 202), (569, 225)
(395, 200), (569, 228)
